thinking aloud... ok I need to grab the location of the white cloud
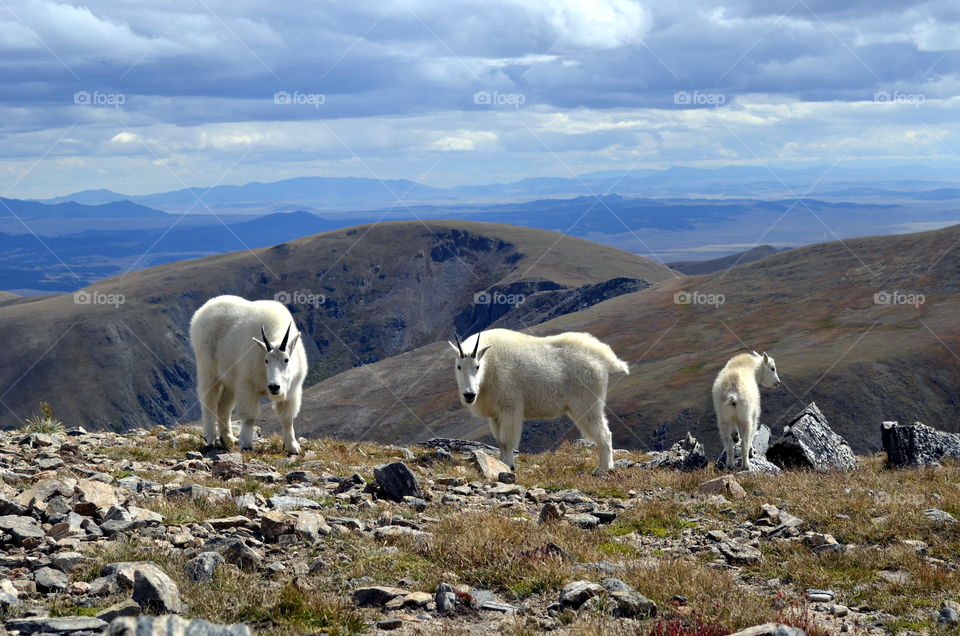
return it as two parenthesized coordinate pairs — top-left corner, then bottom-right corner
(429, 130), (498, 151)
(110, 131), (138, 144)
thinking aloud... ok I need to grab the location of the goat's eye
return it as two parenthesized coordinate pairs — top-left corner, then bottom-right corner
(264, 359), (268, 364)
(284, 358), (289, 364)
(456, 365), (461, 370)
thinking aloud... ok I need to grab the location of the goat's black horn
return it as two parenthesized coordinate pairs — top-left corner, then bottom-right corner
(261, 325), (273, 351)
(454, 333), (465, 358)
(279, 322), (292, 351)
(472, 330), (482, 357)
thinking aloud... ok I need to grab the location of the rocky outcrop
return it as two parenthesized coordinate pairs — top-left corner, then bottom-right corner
(767, 403), (856, 471)
(881, 420), (960, 467)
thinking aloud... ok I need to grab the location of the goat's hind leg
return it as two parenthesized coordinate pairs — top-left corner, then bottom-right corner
(197, 373), (222, 448)
(215, 386), (236, 446)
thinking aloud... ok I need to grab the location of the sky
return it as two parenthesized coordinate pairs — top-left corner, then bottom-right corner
(1, 0), (959, 198)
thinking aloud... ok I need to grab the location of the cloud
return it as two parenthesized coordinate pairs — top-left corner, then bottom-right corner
(0, 0), (958, 197)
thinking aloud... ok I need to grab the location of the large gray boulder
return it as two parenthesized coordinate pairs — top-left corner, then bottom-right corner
(373, 462), (423, 502)
(881, 421), (960, 468)
(767, 403), (856, 471)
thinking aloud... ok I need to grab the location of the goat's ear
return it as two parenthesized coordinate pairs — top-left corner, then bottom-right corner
(752, 350), (761, 358)
(762, 351), (770, 361)
(476, 345), (492, 360)
(252, 337), (269, 352)
(448, 341), (464, 357)
(287, 332), (301, 352)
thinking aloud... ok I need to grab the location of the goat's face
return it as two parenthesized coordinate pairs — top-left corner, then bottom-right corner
(448, 334), (491, 406)
(757, 351), (781, 388)
(253, 323), (301, 400)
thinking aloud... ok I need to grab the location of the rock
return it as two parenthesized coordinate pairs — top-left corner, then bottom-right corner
(697, 475), (747, 499)
(940, 603), (960, 625)
(727, 625), (806, 636)
(373, 525), (432, 541)
(210, 537), (262, 570)
(373, 462), (423, 502)
(0, 591), (22, 611)
(767, 402), (856, 471)
(74, 478), (118, 514)
(418, 438), (499, 454)
(96, 599), (141, 622)
(14, 478), (74, 512)
(923, 508), (956, 523)
(565, 513), (599, 530)
(260, 510), (295, 539)
(638, 433), (708, 471)
(267, 495), (322, 511)
(497, 471), (517, 484)
(166, 484), (232, 502)
(293, 513), (329, 541)
(4, 616), (107, 634)
(184, 552), (223, 583)
(717, 541), (763, 565)
(806, 589), (834, 602)
(132, 563), (183, 613)
(0, 514), (44, 545)
(471, 450), (512, 480)
(436, 582), (457, 613)
(602, 578), (657, 617)
(104, 615), (251, 635)
(559, 580), (604, 609)
(882, 421), (960, 467)
(33, 566), (69, 592)
(353, 585), (409, 607)
(377, 618), (404, 630)
(206, 516), (254, 530)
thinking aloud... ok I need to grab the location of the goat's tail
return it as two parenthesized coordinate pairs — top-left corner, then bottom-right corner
(725, 391), (738, 407)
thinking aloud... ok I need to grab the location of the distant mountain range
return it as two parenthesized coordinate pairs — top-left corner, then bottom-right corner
(38, 164), (960, 215)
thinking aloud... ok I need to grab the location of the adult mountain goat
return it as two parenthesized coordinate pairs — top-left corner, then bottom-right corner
(190, 295), (307, 454)
(449, 328), (629, 473)
(712, 351), (780, 471)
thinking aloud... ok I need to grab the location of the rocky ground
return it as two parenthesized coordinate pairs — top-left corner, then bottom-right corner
(1, 415), (960, 635)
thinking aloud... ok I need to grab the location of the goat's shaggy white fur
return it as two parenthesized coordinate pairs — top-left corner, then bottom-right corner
(712, 351), (780, 471)
(190, 295), (307, 454)
(449, 328), (629, 472)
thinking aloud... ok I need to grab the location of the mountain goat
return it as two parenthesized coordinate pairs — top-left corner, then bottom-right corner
(190, 295), (307, 454)
(448, 328), (629, 473)
(712, 351), (780, 471)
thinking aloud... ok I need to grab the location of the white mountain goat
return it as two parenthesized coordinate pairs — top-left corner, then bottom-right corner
(189, 295), (307, 454)
(712, 351), (781, 471)
(448, 328), (630, 473)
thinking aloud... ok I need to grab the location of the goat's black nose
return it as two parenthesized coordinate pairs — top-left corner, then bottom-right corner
(463, 392), (476, 402)
(268, 384), (281, 394)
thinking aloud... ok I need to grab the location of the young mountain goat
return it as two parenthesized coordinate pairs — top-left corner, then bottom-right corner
(449, 328), (629, 473)
(712, 351), (780, 471)
(190, 295), (307, 454)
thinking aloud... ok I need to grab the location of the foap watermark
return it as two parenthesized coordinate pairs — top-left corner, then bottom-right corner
(474, 291), (525, 306)
(674, 90), (726, 107)
(674, 290), (725, 308)
(74, 290), (125, 307)
(273, 91), (326, 108)
(73, 91), (125, 108)
(274, 290), (325, 308)
(874, 290), (925, 308)
(473, 90), (526, 109)
(873, 90), (925, 107)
